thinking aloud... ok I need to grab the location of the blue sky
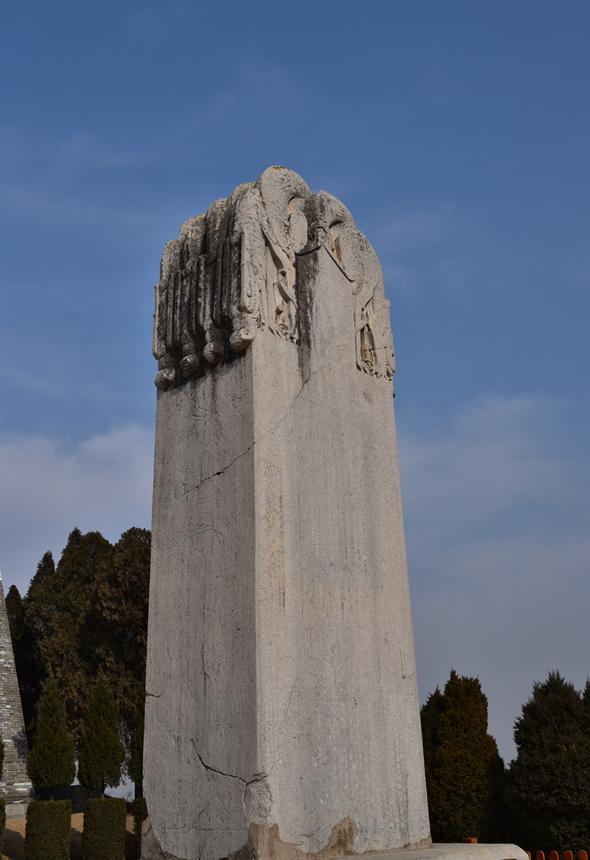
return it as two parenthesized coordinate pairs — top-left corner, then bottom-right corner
(1, 1), (589, 760)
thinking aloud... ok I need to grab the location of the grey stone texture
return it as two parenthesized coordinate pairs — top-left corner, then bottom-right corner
(351, 846), (527, 860)
(144, 167), (433, 860)
(0, 575), (32, 811)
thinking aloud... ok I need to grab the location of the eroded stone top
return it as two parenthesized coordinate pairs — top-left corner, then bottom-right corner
(153, 166), (395, 389)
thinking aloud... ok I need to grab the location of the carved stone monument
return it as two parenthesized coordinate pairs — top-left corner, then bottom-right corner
(143, 167), (525, 860)
(0, 574), (32, 815)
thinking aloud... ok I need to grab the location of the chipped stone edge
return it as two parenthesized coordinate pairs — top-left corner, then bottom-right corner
(142, 815), (433, 860)
(142, 817), (525, 860)
(141, 816), (177, 860)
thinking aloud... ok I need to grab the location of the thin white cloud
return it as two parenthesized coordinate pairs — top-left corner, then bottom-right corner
(0, 425), (153, 592)
(398, 393), (590, 761)
(401, 394), (584, 548)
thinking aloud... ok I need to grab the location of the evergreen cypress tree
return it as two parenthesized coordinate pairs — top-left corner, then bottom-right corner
(24, 550), (57, 643)
(87, 528), (150, 738)
(17, 527), (150, 789)
(78, 676), (125, 794)
(421, 686), (444, 779)
(506, 671), (590, 850)
(582, 677), (590, 730)
(21, 551), (58, 732)
(45, 530), (113, 734)
(20, 528), (150, 755)
(127, 693), (144, 798)
(421, 670), (505, 841)
(27, 677), (76, 796)
(5, 585), (24, 646)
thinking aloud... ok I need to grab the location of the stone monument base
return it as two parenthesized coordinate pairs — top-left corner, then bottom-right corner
(142, 817), (526, 860)
(381, 844), (527, 860)
(5, 799), (30, 819)
(2, 781), (33, 819)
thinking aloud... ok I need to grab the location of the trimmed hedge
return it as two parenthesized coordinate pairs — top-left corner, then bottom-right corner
(82, 796), (126, 860)
(25, 799), (71, 860)
(0, 797), (5, 848)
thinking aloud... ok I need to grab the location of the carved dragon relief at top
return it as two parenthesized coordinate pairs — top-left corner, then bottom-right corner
(152, 167), (395, 389)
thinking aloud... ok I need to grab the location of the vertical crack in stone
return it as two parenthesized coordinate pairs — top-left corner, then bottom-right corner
(201, 598), (210, 699)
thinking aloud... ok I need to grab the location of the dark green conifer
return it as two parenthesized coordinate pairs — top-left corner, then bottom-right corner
(27, 677), (76, 795)
(5, 585), (24, 645)
(421, 670), (505, 841)
(127, 693), (144, 798)
(46, 530), (113, 734)
(421, 686), (444, 775)
(78, 676), (125, 793)
(24, 550), (57, 642)
(87, 527), (151, 738)
(582, 677), (590, 729)
(15, 528), (150, 789)
(20, 551), (58, 732)
(506, 671), (590, 850)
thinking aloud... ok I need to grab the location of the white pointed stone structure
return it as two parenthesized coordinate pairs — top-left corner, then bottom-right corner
(143, 168), (526, 860)
(0, 574), (32, 816)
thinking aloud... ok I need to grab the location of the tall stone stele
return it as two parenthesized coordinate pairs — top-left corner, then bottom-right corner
(0, 575), (32, 815)
(143, 167), (526, 860)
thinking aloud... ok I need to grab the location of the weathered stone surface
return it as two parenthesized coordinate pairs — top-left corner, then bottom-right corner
(382, 845), (528, 860)
(0, 575), (32, 811)
(152, 167), (394, 389)
(144, 167), (428, 860)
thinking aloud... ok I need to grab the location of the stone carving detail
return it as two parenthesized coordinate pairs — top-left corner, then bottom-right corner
(153, 167), (395, 388)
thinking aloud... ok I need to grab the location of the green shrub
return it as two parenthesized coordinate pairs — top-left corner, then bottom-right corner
(27, 678), (76, 793)
(82, 796), (126, 860)
(421, 670), (505, 841)
(78, 676), (125, 793)
(507, 671), (590, 849)
(0, 797), (5, 848)
(25, 799), (71, 860)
